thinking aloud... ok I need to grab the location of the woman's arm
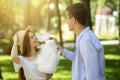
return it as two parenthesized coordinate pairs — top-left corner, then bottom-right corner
(11, 32), (20, 64)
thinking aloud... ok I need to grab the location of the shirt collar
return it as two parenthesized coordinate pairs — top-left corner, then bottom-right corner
(76, 26), (90, 42)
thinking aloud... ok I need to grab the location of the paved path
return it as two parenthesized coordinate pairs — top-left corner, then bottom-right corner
(63, 40), (119, 47)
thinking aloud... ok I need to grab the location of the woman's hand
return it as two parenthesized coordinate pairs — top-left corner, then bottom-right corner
(45, 73), (53, 80)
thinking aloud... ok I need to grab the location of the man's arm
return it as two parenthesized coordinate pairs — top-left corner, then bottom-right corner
(50, 38), (76, 61)
(59, 45), (75, 61)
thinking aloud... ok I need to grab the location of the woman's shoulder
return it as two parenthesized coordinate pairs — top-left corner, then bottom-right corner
(18, 55), (24, 58)
(18, 55), (26, 61)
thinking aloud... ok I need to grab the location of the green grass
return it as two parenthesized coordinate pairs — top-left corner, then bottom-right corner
(0, 45), (120, 80)
(0, 55), (18, 80)
(104, 45), (120, 80)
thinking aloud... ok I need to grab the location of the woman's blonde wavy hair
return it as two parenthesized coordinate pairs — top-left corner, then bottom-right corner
(18, 26), (34, 55)
(18, 26), (34, 80)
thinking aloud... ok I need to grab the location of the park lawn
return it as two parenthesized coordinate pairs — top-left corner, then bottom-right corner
(0, 44), (120, 80)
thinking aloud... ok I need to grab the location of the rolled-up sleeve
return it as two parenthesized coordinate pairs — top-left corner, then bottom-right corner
(62, 49), (75, 61)
(80, 39), (100, 80)
(13, 61), (21, 72)
(13, 56), (21, 72)
(13, 56), (24, 72)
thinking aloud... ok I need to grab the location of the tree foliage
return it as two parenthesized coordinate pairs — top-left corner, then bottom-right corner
(0, 0), (119, 54)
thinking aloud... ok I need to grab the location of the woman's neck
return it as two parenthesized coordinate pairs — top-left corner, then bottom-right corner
(29, 47), (37, 57)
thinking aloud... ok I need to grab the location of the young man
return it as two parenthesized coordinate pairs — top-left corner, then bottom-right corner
(59, 3), (106, 80)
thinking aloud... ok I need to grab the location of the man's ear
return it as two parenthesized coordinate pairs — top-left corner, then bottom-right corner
(72, 17), (76, 24)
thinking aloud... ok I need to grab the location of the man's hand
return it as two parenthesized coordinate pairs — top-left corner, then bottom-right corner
(57, 45), (63, 52)
(49, 37), (58, 45)
(49, 37), (63, 52)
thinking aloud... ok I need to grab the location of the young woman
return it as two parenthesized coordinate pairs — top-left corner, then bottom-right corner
(11, 26), (52, 80)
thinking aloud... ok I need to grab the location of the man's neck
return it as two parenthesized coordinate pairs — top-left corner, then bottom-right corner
(74, 23), (85, 36)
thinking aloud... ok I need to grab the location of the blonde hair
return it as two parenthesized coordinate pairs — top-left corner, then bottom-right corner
(18, 26), (34, 54)
(17, 26), (35, 80)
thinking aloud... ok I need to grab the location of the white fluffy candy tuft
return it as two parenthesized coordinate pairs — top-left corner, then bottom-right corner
(35, 32), (60, 73)
(35, 32), (50, 42)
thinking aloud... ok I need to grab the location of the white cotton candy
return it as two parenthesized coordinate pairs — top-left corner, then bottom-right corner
(35, 32), (49, 42)
(35, 33), (60, 74)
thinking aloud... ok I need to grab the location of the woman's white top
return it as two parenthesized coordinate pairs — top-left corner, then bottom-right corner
(13, 56), (46, 80)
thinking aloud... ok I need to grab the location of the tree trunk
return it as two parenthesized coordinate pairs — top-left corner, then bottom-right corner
(0, 66), (3, 79)
(46, 2), (51, 32)
(118, 11), (120, 54)
(55, 0), (63, 46)
(0, 73), (2, 79)
(117, 0), (120, 54)
(81, 0), (92, 30)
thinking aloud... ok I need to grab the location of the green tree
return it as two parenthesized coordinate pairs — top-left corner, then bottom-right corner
(54, 0), (63, 46)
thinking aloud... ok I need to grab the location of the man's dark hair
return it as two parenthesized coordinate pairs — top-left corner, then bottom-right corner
(66, 3), (88, 26)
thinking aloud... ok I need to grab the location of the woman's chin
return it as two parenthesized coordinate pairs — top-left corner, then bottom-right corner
(36, 42), (40, 47)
